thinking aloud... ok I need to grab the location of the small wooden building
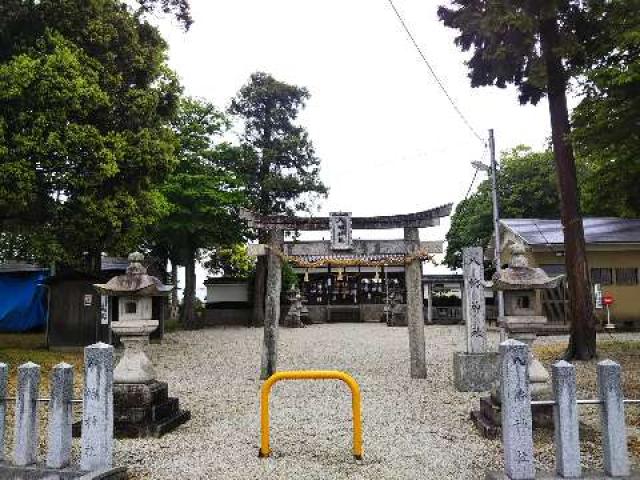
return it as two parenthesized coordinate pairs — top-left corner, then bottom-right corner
(46, 257), (166, 349)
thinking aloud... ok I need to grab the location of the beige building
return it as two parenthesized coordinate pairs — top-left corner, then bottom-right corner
(496, 218), (640, 327)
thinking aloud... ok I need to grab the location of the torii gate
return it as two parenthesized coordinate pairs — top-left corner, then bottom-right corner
(242, 204), (452, 379)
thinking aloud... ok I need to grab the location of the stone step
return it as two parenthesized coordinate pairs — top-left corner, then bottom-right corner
(480, 396), (501, 426)
(151, 397), (180, 423)
(470, 409), (499, 440)
(150, 409), (191, 438)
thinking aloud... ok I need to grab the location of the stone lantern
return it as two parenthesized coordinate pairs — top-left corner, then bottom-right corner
(491, 243), (564, 397)
(94, 252), (190, 437)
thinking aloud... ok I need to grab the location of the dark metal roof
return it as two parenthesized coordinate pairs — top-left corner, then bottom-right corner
(101, 256), (129, 271)
(422, 274), (463, 284)
(502, 218), (640, 245)
(0, 261), (47, 273)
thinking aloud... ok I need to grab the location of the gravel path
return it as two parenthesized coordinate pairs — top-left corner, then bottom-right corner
(115, 324), (640, 479)
(116, 324), (503, 479)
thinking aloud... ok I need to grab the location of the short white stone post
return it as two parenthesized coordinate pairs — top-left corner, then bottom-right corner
(552, 360), (581, 477)
(47, 362), (74, 468)
(500, 339), (535, 480)
(0, 363), (7, 462)
(13, 362), (40, 466)
(81, 343), (114, 471)
(598, 359), (630, 477)
(463, 247), (486, 353)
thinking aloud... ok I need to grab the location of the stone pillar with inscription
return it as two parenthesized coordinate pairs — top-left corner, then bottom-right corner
(452, 247), (498, 392)
(404, 227), (427, 379)
(499, 339), (535, 480)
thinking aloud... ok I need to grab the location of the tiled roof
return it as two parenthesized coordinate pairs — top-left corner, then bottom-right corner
(502, 218), (640, 245)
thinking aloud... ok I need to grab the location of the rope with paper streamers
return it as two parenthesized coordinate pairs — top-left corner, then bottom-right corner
(265, 246), (438, 268)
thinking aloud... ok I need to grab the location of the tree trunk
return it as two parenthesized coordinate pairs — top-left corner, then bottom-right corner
(87, 249), (102, 276)
(180, 248), (199, 329)
(170, 255), (179, 321)
(540, 15), (596, 360)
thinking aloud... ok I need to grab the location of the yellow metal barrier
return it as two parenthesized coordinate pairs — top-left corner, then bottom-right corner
(259, 370), (363, 459)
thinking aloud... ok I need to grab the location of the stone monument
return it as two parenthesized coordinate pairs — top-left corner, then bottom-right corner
(452, 247), (498, 392)
(94, 253), (190, 437)
(472, 243), (563, 437)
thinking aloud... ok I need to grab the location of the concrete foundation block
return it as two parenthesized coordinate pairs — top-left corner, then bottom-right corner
(453, 351), (499, 392)
(486, 471), (640, 479)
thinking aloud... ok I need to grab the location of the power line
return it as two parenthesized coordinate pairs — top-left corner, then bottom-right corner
(386, 0), (485, 144)
(464, 167), (479, 201)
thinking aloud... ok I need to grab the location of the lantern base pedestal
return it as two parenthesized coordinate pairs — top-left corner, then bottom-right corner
(453, 351), (499, 392)
(74, 381), (190, 438)
(112, 380), (190, 438)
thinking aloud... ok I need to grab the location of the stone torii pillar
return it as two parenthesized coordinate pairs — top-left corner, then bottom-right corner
(404, 227), (427, 378)
(260, 229), (284, 380)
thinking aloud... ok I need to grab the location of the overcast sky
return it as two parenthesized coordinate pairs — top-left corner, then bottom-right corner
(155, 0), (556, 293)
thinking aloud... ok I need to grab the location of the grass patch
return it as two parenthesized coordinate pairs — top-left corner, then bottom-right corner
(0, 333), (84, 396)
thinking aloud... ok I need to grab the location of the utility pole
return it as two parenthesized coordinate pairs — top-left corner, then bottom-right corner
(488, 129), (504, 318)
(471, 129), (504, 319)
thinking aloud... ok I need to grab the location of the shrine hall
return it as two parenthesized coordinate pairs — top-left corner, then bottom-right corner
(243, 205), (452, 323)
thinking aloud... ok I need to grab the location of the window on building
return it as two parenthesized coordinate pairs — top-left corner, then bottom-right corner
(125, 301), (137, 314)
(616, 268), (638, 286)
(591, 268), (613, 285)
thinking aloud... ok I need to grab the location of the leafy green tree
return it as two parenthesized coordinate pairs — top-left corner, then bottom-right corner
(229, 72), (328, 326)
(0, 0), (180, 272)
(149, 97), (247, 328)
(438, 0), (601, 359)
(206, 244), (255, 279)
(446, 146), (566, 269)
(572, 1), (640, 218)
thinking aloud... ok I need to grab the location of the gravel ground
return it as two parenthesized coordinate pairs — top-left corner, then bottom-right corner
(116, 324), (503, 479)
(114, 324), (640, 479)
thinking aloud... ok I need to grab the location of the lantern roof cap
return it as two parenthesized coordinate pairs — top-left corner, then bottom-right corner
(94, 252), (172, 296)
(491, 243), (564, 291)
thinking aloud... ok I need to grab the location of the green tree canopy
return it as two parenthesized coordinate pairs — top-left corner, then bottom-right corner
(229, 72), (328, 216)
(149, 97), (247, 327)
(445, 146), (566, 269)
(572, 1), (640, 218)
(0, 0), (180, 271)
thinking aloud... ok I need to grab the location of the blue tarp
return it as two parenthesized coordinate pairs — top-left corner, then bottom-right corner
(0, 272), (48, 332)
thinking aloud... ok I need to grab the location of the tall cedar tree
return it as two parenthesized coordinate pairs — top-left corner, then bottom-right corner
(0, 0), (181, 272)
(229, 72), (327, 326)
(150, 98), (247, 328)
(438, 1), (599, 359)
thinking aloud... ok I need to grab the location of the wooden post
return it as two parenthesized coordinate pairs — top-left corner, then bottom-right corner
(261, 229), (284, 379)
(404, 227), (427, 378)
